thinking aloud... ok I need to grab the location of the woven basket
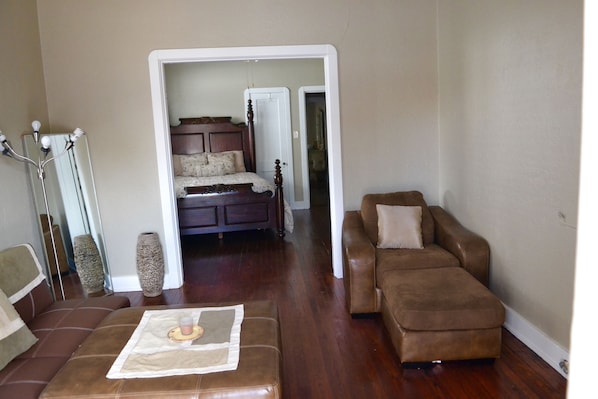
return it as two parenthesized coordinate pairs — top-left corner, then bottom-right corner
(73, 234), (104, 294)
(136, 232), (164, 297)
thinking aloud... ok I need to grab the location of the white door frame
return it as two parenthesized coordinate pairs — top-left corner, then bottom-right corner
(297, 85), (326, 210)
(148, 45), (345, 287)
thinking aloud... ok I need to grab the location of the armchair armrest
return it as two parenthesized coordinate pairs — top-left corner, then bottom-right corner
(429, 206), (490, 286)
(342, 211), (379, 314)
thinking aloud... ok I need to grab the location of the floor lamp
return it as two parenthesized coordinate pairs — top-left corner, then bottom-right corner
(0, 121), (84, 301)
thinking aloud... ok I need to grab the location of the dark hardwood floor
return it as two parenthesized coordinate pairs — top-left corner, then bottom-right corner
(58, 200), (567, 399)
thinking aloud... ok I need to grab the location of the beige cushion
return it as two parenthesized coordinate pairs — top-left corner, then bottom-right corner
(361, 191), (435, 246)
(219, 150), (246, 173)
(206, 152), (236, 175)
(175, 153), (208, 177)
(173, 151), (245, 176)
(172, 155), (183, 176)
(376, 204), (423, 249)
(0, 244), (46, 304)
(0, 288), (38, 370)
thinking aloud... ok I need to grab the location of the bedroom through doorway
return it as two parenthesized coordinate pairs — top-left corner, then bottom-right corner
(148, 45), (345, 289)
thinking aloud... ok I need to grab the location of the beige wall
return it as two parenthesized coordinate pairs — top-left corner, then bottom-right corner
(438, 0), (582, 349)
(0, 0), (49, 257)
(12, 0), (579, 368)
(36, 0), (439, 281)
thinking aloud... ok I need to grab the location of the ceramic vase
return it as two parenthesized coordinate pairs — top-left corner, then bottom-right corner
(136, 232), (164, 297)
(73, 234), (105, 294)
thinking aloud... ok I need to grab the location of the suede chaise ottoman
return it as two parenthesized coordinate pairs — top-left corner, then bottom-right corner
(380, 267), (505, 363)
(40, 300), (283, 399)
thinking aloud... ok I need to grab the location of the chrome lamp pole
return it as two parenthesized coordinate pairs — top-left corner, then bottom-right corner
(0, 121), (84, 301)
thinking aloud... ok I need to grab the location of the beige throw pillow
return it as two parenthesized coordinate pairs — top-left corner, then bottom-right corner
(172, 155), (183, 176)
(206, 152), (236, 176)
(0, 288), (38, 370)
(376, 204), (424, 249)
(176, 153), (208, 177)
(0, 244), (46, 304)
(219, 150), (246, 173)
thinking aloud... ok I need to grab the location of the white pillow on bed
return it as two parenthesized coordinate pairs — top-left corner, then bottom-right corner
(206, 152), (236, 175)
(174, 153), (208, 177)
(173, 151), (242, 177)
(219, 150), (246, 173)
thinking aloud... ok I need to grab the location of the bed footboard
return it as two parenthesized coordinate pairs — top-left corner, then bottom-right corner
(177, 160), (285, 238)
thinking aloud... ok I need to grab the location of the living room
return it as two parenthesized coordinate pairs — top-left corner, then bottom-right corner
(0, 1), (594, 396)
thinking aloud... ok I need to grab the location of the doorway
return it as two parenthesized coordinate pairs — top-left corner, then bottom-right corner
(148, 45), (345, 285)
(298, 85), (329, 210)
(304, 91), (329, 208)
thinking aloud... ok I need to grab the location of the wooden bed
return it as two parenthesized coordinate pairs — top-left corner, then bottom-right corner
(170, 100), (285, 238)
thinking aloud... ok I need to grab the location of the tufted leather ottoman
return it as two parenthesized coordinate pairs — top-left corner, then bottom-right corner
(380, 267), (505, 363)
(40, 300), (282, 399)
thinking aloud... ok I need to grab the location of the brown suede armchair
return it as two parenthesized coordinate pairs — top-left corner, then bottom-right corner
(342, 191), (505, 363)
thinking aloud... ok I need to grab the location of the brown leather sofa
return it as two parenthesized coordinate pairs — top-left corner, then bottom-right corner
(0, 244), (130, 399)
(342, 191), (505, 363)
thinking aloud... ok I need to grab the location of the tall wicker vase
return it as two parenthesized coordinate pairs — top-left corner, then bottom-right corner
(136, 232), (164, 297)
(73, 234), (105, 294)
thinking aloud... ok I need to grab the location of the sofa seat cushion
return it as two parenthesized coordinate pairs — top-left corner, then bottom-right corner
(0, 356), (67, 398)
(23, 296), (131, 358)
(0, 296), (130, 399)
(380, 267), (505, 331)
(376, 244), (460, 282)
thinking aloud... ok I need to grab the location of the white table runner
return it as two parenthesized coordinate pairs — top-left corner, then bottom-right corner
(106, 304), (243, 379)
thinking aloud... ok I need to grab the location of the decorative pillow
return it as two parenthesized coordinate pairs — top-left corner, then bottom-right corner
(0, 244), (46, 304)
(0, 288), (38, 370)
(219, 150), (246, 173)
(206, 152), (236, 176)
(176, 153), (208, 177)
(172, 155), (183, 176)
(376, 204), (424, 249)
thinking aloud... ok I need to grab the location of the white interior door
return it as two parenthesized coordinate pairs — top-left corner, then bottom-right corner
(244, 88), (295, 208)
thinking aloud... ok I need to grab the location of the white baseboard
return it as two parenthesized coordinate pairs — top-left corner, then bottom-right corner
(503, 304), (569, 379)
(111, 273), (181, 293)
(292, 200), (310, 210)
(111, 275), (141, 292)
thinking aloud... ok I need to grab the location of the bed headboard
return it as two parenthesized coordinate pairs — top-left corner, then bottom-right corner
(170, 99), (256, 172)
